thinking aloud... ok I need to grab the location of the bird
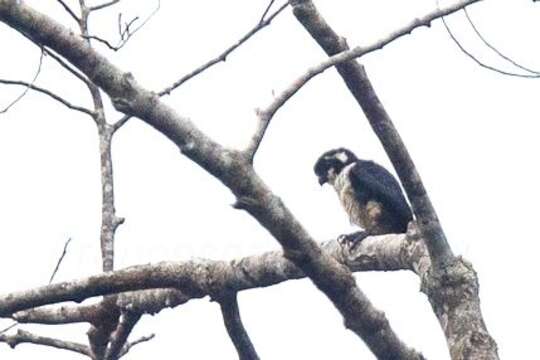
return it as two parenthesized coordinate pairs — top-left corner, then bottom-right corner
(314, 148), (412, 248)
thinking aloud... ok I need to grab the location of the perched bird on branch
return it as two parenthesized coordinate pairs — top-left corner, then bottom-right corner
(314, 148), (412, 248)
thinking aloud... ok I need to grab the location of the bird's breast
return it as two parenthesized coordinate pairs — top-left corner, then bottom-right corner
(333, 164), (366, 227)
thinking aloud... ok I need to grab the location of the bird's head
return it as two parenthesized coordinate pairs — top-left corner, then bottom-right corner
(314, 148), (357, 186)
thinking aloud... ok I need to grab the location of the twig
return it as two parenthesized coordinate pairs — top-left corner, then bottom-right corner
(84, 0), (160, 51)
(42, 47), (92, 86)
(219, 293), (260, 360)
(0, 79), (95, 116)
(49, 238), (72, 284)
(118, 334), (155, 358)
(464, 9), (540, 75)
(159, 2), (289, 96)
(112, 1), (288, 131)
(259, 0), (277, 23)
(439, 4), (539, 78)
(89, 0), (121, 12)
(0, 322), (17, 335)
(244, 0), (484, 161)
(0, 48), (44, 114)
(56, 0), (80, 23)
(0, 329), (91, 356)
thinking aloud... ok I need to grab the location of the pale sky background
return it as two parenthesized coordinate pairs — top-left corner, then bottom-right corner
(0, 0), (539, 358)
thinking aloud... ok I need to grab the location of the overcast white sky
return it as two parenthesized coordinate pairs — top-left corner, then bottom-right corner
(0, 0), (539, 358)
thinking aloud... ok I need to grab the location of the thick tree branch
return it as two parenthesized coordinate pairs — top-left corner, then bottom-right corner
(0, 329), (91, 356)
(290, 1), (498, 359)
(2, 234), (426, 318)
(0, 3), (421, 358)
(218, 293), (259, 360)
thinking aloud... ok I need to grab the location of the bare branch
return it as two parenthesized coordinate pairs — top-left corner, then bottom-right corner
(13, 304), (102, 325)
(244, 0), (483, 161)
(159, 2), (289, 96)
(440, 7), (540, 78)
(56, 0), (80, 23)
(0, 322), (17, 334)
(0, 329), (91, 356)
(112, 2), (288, 132)
(0, 48), (44, 114)
(0, 79), (95, 116)
(0, 235), (423, 318)
(259, 0), (277, 24)
(291, 0), (498, 358)
(104, 311), (142, 360)
(118, 334), (155, 358)
(218, 293), (260, 360)
(49, 238), (72, 284)
(42, 47), (92, 86)
(83, 1), (160, 51)
(0, 5), (422, 358)
(89, 0), (120, 12)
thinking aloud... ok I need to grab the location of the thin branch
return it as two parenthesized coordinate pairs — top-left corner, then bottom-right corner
(0, 322), (17, 334)
(159, 2), (289, 96)
(219, 293), (259, 360)
(259, 0), (276, 23)
(104, 311), (142, 360)
(0, 48), (44, 114)
(117, 334), (155, 358)
(464, 9), (540, 75)
(112, 1), (288, 132)
(0, 329), (91, 356)
(56, 0), (80, 23)
(440, 7), (540, 78)
(49, 238), (72, 284)
(0, 79), (95, 116)
(244, 0), (483, 161)
(84, 0), (160, 51)
(42, 47), (92, 86)
(89, 0), (120, 12)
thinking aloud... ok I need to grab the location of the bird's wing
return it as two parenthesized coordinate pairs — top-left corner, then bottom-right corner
(349, 160), (413, 223)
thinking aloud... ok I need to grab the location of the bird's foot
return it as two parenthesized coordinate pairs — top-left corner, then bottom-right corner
(337, 231), (369, 250)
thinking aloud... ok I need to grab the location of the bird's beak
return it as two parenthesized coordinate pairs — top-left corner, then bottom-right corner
(318, 176), (328, 186)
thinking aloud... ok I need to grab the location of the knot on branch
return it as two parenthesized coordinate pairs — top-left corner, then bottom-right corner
(421, 257), (478, 306)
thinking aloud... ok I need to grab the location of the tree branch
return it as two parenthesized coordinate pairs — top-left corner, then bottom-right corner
(56, 0), (80, 23)
(104, 311), (141, 360)
(49, 237), (72, 284)
(290, 0), (498, 358)
(1, 234), (425, 318)
(218, 293), (259, 360)
(244, 0), (483, 162)
(89, 0), (120, 12)
(159, 2), (288, 96)
(440, 7), (540, 78)
(117, 333), (154, 358)
(0, 3), (422, 358)
(0, 47), (44, 114)
(0, 79), (95, 116)
(0, 329), (91, 356)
